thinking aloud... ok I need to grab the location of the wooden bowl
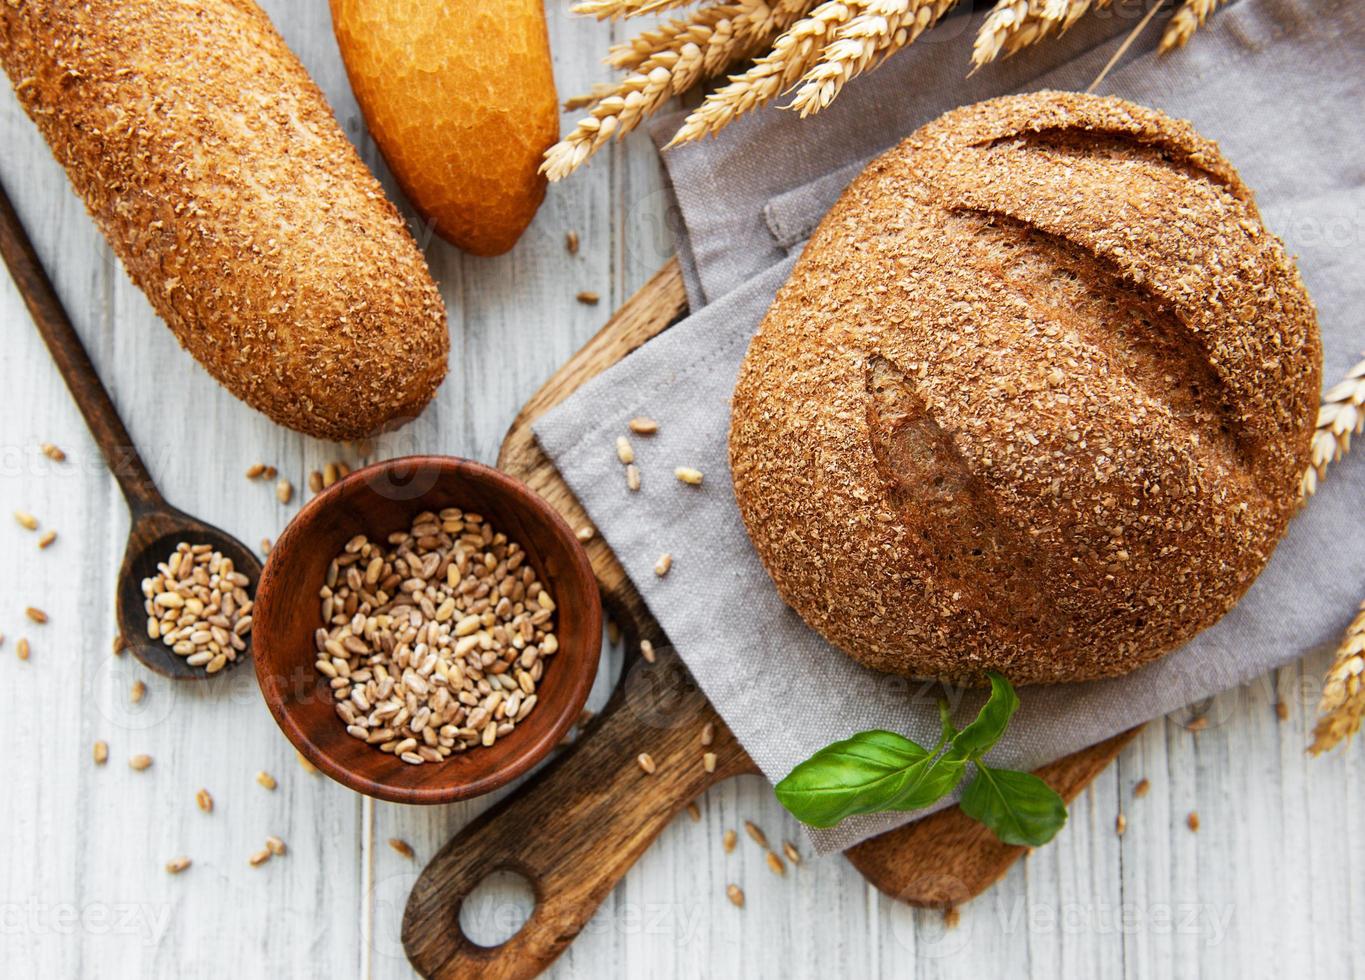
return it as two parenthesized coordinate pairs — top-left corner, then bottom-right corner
(252, 456), (601, 804)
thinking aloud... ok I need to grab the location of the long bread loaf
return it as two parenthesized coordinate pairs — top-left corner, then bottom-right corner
(0, 0), (449, 440)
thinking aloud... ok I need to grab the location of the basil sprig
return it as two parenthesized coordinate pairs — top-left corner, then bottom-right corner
(773, 672), (1066, 846)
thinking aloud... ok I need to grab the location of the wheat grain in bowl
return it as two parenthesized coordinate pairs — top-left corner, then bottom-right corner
(142, 542), (252, 674)
(316, 508), (556, 765)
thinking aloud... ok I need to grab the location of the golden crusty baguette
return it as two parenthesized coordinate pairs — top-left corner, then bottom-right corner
(0, 0), (449, 441)
(330, 0), (558, 257)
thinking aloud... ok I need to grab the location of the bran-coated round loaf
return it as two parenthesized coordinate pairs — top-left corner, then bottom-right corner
(729, 92), (1321, 686)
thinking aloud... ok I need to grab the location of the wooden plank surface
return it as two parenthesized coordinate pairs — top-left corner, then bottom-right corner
(0, 3), (1362, 978)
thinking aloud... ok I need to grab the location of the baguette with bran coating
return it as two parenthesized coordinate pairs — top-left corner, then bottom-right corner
(0, 0), (449, 441)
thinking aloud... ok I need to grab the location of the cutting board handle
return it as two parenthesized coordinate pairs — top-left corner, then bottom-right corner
(402, 650), (754, 980)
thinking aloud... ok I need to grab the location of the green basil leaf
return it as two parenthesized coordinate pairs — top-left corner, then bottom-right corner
(949, 671), (1020, 761)
(775, 730), (962, 828)
(959, 763), (1068, 847)
(888, 751), (967, 813)
(936, 698), (957, 746)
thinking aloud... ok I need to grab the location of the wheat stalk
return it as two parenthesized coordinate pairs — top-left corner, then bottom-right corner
(606, 0), (810, 72)
(1159, 0), (1225, 52)
(572, 0), (701, 19)
(546, 0), (812, 179)
(1310, 601), (1365, 755)
(669, 0), (855, 145)
(1299, 355), (1365, 500)
(972, 0), (1106, 69)
(787, 0), (960, 117)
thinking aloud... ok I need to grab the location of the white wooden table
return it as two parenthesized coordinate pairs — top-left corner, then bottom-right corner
(1, 4), (1361, 978)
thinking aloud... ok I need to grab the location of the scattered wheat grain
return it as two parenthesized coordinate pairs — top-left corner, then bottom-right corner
(577, 290), (600, 305)
(131, 680), (146, 704)
(628, 417), (659, 435)
(265, 836), (287, 856)
(637, 752), (657, 774)
(130, 754), (152, 771)
(25, 606), (47, 624)
(93, 740), (108, 765)
(723, 829), (737, 853)
(165, 857), (192, 874)
(1186, 811), (1200, 832)
(726, 883), (745, 908)
(13, 510), (37, 531)
(389, 838), (416, 859)
(674, 467), (703, 485)
(1134, 777), (1150, 798)
(686, 801), (702, 822)
(248, 849), (272, 867)
(627, 464), (641, 491)
(640, 639), (656, 663)
(16, 637), (29, 661)
(40, 442), (66, 462)
(196, 788), (213, 813)
(744, 820), (767, 848)
(1115, 813), (1127, 836)
(616, 436), (636, 465)
(256, 771), (277, 790)
(782, 840), (801, 864)
(566, 230), (580, 254)
(276, 479), (294, 504)
(654, 553), (672, 577)
(703, 751), (717, 773)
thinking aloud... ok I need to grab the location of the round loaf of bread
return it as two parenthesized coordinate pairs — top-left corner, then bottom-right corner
(729, 92), (1321, 686)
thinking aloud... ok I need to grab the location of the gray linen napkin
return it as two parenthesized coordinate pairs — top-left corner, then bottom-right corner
(537, 0), (1365, 852)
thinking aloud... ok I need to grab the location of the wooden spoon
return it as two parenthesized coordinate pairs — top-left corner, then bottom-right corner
(0, 179), (260, 679)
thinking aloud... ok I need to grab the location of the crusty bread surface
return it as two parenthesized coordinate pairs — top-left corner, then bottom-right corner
(729, 91), (1322, 686)
(330, 0), (558, 257)
(0, 0), (449, 441)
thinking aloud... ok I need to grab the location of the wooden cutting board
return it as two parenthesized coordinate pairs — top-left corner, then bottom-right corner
(402, 259), (1142, 980)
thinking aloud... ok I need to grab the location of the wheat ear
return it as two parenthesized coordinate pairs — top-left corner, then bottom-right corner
(1310, 602), (1365, 755)
(545, 0), (813, 179)
(1159, 0), (1225, 52)
(1299, 355), (1365, 500)
(606, 0), (810, 73)
(786, 0), (960, 118)
(668, 0), (855, 145)
(571, 0), (701, 19)
(972, 0), (1106, 70)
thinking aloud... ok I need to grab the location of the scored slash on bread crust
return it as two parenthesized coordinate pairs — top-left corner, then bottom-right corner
(0, 0), (449, 441)
(729, 91), (1322, 686)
